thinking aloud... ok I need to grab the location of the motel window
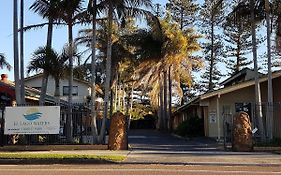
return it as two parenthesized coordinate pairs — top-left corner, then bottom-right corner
(63, 86), (78, 96)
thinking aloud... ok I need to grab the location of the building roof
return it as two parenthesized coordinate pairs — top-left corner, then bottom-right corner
(220, 68), (263, 87)
(201, 70), (281, 100)
(175, 70), (281, 113)
(0, 79), (64, 104)
(25, 73), (103, 95)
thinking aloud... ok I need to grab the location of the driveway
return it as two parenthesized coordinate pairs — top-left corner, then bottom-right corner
(125, 129), (281, 166)
(128, 129), (220, 152)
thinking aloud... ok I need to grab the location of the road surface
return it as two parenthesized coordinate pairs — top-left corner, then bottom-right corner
(1, 164), (281, 175)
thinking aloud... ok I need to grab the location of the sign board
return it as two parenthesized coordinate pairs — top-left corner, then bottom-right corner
(209, 111), (216, 123)
(4, 106), (60, 135)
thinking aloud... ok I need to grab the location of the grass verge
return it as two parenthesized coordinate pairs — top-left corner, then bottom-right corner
(0, 153), (125, 162)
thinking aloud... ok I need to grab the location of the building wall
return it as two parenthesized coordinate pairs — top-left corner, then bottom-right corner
(202, 76), (281, 139)
(25, 76), (90, 104)
(201, 85), (255, 138)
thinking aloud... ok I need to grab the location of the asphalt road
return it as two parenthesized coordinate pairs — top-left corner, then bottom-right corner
(1, 164), (281, 175)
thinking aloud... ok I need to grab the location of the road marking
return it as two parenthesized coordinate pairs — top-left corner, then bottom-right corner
(0, 168), (280, 174)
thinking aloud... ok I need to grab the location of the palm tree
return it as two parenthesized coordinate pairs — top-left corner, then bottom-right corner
(27, 46), (58, 83)
(20, 0), (25, 104)
(265, 0), (273, 140)
(30, 0), (61, 105)
(27, 46), (68, 101)
(88, 0), (98, 143)
(250, 0), (265, 141)
(127, 16), (201, 130)
(230, 0), (266, 141)
(13, 0), (21, 105)
(57, 0), (85, 142)
(97, 0), (154, 143)
(0, 53), (12, 70)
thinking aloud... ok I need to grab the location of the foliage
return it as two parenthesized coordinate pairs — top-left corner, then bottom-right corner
(166, 0), (199, 30)
(0, 153), (125, 161)
(175, 116), (204, 137)
(129, 16), (202, 107)
(199, 0), (225, 92)
(130, 103), (155, 120)
(0, 53), (12, 70)
(223, 0), (253, 75)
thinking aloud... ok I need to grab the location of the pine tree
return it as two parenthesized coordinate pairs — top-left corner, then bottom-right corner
(223, 1), (252, 75)
(166, 0), (199, 30)
(199, 0), (225, 91)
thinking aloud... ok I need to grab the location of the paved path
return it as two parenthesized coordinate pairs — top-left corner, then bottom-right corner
(125, 129), (281, 166)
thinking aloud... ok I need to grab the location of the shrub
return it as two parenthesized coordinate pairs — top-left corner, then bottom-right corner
(175, 116), (204, 137)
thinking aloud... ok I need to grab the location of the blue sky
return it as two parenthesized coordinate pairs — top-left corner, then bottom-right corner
(0, 0), (167, 80)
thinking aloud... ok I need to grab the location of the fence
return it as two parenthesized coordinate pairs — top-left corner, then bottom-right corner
(0, 103), (108, 146)
(223, 102), (281, 150)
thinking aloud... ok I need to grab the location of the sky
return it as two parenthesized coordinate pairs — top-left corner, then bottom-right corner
(0, 0), (167, 81)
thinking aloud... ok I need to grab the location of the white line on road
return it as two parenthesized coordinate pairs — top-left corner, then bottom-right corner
(0, 168), (280, 174)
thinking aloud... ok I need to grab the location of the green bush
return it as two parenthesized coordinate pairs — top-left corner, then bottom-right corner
(175, 116), (204, 137)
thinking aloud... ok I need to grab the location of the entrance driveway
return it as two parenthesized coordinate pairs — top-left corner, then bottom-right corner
(128, 129), (219, 152)
(125, 129), (281, 166)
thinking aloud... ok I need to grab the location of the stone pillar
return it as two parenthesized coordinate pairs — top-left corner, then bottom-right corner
(232, 112), (253, 151)
(108, 112), (128, 150)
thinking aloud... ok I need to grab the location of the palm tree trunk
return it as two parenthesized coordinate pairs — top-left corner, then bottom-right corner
(265, 0), (273, 140)
(159, 75), (164, 130)
(163, 70), (168, 130)
(47, 19), (54, 47)
(114, 73), (118, 111)
(66, 23), (74, 142)
(168, 66), (172, 131)
(99, 2), (113, 143)
(20, 0), (25, 104)
(39, 72), (49, 105)
(54, 77), (60, 103)
(250, 0), (265, 141)
(13, 0), (21, 105)
(39, 19), (54, 106)
(128, 83), (134, 129)
(90, 0), (98, 143)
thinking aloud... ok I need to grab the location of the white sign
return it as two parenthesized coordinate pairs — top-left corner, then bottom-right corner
(4, 106), (60, 135)
(209, 111), (216, 123)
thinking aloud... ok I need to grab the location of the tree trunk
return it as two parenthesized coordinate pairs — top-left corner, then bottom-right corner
(128, 83), (134, 129)
(39, 72), (49, 105)
(250, 0), (265, 141)
(39, 19), (54, 106)
(46, 19), (54, 47)
(66, 23), (74, 142)
(168, 66), (172, 131)
(13, 0), (21, 105)
(20, 0), (25, 104)
(265, 0), (273, 140)
(99, 2), (113, 143)
(54, 77), (60, 104)
(159, 73), (164, 130)
(163, 70), (168, 130)
(209, 14), (215, 91)
(90, 0), (98, 143)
